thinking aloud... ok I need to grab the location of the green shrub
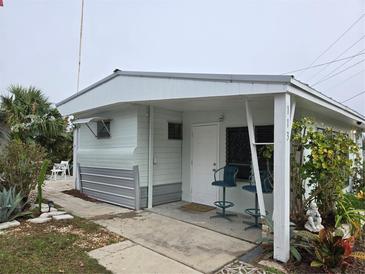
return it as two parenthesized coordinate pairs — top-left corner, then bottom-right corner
(0, 187), (24, 223)
(0, 140), (46, 198)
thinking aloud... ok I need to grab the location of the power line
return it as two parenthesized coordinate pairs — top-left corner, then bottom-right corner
(341, 90), (365, 103)
(327, 68), (365, 90)
(307, 35), (365, 81)
(299, 13), (365, 76)
(281, 52), (365, 74)
(312, 58), (365, 86)
(311, 48), (365, 85)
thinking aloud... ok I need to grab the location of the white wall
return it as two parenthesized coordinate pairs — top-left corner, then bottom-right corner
(77, 105), (138, 169)
(135, 105), (183, 187)
(182, 100), (275, 214)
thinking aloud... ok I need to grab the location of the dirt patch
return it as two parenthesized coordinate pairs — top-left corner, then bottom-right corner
(63, 189), (99, 202)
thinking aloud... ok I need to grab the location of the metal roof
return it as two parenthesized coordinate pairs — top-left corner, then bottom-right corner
(56, 70), (365, 122)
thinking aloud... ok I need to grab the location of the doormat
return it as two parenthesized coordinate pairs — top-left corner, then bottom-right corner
(180, 202), (216, 213)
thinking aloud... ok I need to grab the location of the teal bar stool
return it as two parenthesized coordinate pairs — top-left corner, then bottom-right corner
(242, 170), (273, 229)
(211, 165), (239, 221)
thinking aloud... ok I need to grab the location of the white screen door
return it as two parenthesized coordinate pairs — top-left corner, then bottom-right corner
(191, 123), (219, 206)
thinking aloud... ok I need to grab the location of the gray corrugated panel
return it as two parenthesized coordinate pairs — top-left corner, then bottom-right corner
(139, 182), (182, 208)
(80, 166), (135, 178)
(81, 174), (135, 188)
(82, 189), (136, 209)
(81, 181), (136, 198)
(79, 165), (138, 210)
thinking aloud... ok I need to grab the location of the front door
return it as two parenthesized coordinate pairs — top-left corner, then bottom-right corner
(191, 123), (219, 206)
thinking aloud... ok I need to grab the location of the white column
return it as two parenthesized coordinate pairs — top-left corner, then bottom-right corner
(73, 127), (80, 190)
(148, 106), (154, 208)
(273, 93), (291, 262)
(245, 100), (266, 217)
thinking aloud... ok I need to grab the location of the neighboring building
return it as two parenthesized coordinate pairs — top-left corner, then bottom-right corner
(57, 70), (365, 262)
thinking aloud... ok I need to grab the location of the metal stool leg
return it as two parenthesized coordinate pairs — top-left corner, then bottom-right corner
(244, 193), (261, 230)
(211, 187), (237, 221)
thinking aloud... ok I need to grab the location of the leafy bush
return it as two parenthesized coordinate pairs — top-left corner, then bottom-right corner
(290, 118), (363, 224)
(0, 140), (46, 198)
(309, 228), (365, 271)
(0, 187), (25, 223)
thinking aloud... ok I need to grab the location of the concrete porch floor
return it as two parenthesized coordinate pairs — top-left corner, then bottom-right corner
(149, 201), (261, 243)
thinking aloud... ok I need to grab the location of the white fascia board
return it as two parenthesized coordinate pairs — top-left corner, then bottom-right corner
(289, 79), (365, 125)
(57, 75), (287, 116)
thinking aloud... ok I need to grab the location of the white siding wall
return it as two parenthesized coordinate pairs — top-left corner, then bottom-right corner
(77, 106), (138, 169)
(135, 105), (183, 187)
(153, 108), (183, 185)
(182, 101), (275, 214)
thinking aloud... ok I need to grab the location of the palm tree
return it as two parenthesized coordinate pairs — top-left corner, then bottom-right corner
(1, 85), (72, 163)
(1, 85), (65, 142)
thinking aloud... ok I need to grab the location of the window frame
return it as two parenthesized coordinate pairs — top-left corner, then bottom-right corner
(168, 122), (183, 140)
(96, 120), (111, 139)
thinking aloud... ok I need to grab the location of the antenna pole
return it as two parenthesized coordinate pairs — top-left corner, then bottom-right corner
(76, 0), (85, 92)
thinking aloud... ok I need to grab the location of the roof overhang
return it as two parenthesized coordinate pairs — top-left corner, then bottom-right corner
(56, 70), (365, 127)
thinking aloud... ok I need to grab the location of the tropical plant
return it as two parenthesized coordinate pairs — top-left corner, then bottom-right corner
(309, 228), (365, 271)
(290, 117), (363, 224)
(0, 140), (46, 198)
(259, 217), (313, 262)
(37, 160), (50, 211)
(335, 194), (365, 237)
(0, 187), (25, 223)
(0, 85), (72, 164)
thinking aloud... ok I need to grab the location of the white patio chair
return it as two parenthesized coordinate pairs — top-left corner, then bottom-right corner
(60, 160), (71, 176)
(50, 163), (66, 180)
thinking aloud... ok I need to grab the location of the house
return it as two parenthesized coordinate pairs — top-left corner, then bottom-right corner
(57, 70), (365, 263)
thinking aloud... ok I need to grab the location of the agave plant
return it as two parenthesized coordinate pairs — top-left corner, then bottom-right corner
(0, 187), (25, 223)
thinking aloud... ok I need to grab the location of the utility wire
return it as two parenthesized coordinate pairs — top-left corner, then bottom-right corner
(281, 52), (365, 74)
(308, 35), (365, 81)
(341, 90), (365, 103)
(312, 58), (365, 86)
(327, 68), (365, 90)
(312, 48), (365, 85)
(299, 13), (365, 76)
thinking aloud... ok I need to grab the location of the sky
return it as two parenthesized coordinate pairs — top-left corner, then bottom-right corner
(0, 0), (364, 115)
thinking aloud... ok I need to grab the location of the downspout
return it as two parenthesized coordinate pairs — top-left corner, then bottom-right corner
(148, 106), (154, 208)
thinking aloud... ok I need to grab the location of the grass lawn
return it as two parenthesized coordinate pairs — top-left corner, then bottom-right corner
(0, 217), (123, 274)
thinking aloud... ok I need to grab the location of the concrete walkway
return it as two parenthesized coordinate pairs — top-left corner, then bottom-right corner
(95, 212), (255, 273)
(44, 180), (256, 273)
(89, 241), (201, 274)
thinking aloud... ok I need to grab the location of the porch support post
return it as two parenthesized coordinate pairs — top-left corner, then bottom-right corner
(148, 105), (154, 208)
(245, 100), (266, 217)
(73, 126), (81, 190)
(273, 93), (291, 262)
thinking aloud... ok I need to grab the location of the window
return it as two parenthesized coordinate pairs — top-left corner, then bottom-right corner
(168, 122), (182, 140)
(226, 125), (273, 180)
(97, 121), (111, 138)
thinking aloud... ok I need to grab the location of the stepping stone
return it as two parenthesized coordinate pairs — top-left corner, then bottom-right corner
(53, 214), (74, 221)
(28, 217), (52, 224)
(39, 211), (66, 218)
(0, 220), (20, 230)
(41, 207), (57, 213)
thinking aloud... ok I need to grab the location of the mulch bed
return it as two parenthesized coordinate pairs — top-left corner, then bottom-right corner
(63, 189), (99, 203)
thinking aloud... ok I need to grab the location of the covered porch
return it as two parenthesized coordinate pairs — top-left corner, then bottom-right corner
(140, 93), (293, 262)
